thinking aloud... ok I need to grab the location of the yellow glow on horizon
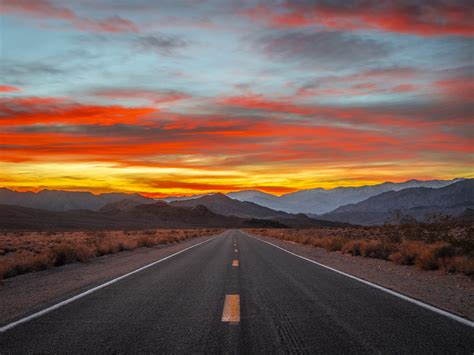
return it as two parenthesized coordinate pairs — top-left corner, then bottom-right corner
(1, 160), (471, 197)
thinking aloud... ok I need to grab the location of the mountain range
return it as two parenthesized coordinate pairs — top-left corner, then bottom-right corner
(322, 179), (474, 225)
(0, 188), (154, 212)
(228, 179), (465, 214)
(0, 201), (286, 230)
(169, 193), (342, 227)
(168, 178), (463, 214)
(0, 178), (471, 229)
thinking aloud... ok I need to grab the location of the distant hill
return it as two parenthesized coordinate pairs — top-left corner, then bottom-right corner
(169, 193), (345, 227)
(0, 188), (154, 212)
(227, 190), (283, 210)
(0, 201), (286, 230)
(170, 193), (289, 219)
(227, 178), (464, 214)
(321, 179), (474, 225)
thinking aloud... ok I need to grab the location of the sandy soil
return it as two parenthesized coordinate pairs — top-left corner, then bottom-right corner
(0, 233), (219, 325)
(253, 234), (474, 321)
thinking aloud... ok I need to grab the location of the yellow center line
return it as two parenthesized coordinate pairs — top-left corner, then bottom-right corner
(234, 249), (238, 253)
(232, 260), (239, 267)
(222, 294), (240, 324)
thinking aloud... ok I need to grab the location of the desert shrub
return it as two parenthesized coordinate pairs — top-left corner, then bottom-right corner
(164, 234), (179, 244)
(360, 240), (393, 260)
(248, 228), (474, 276)
(94, 238), (121, 256)
(0, 229), (220, 279)
(51, 243), (94, 266)
(415, 242), (456, 271)
(309, 238), (325, 248)
(117, 239), (137, 251)
(444, 256), (474, 275)
(0, 254), (52, 279)
(293, 235), (309, 245)
(341, 240), (363, 256)
(323, 237), (348, 252)
(448, 229), (474, 255)
(389, 241), (425, 265)
(137, 236), (155, 248)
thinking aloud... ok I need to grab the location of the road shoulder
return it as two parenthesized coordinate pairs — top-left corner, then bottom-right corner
(0, 233), (220, 326)
(248, 233), (474, 321)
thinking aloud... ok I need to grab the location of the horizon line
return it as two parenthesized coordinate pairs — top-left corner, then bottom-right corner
(1, 177), (468, 199)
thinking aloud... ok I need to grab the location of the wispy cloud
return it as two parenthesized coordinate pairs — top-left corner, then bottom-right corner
(0, 0), (138, 33)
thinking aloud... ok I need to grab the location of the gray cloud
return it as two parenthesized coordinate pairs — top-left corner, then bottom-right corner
(257, 31), (390, 69)
(135, 34), (187, 55)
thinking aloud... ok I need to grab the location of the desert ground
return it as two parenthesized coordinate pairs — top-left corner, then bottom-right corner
(0, 229), (223, 279)
(1, 225), (472, 324)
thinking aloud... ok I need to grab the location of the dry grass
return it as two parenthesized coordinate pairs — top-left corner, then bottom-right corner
(0, 229), (222, 279)
(247, 224), (474, 276)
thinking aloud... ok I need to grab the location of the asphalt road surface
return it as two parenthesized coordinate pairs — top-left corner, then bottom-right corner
(1, 230), (473, 354)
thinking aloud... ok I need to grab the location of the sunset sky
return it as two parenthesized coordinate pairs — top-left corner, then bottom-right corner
(1, 1), (473, 197)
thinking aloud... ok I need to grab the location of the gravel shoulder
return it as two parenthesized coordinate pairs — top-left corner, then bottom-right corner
(0, 233), (220, 326)
(251, 233), (474, 321)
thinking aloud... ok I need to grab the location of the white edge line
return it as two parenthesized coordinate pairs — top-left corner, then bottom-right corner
(0, 234), (221, 333)
(242, 231), (474, 328)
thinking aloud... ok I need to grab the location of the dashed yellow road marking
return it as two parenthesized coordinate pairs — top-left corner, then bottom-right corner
(232, 260), (239, 267)
(222, 294), (240, 324)
(234, 249), (238, 253)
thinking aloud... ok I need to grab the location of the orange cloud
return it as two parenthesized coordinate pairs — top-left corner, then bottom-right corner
(2, 92), (471, 195)
(0, 85), (21, 93)
(0, 96), (156, 126)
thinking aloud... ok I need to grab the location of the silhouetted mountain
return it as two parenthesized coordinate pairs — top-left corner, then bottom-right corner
(0, 201), (286, 230)
(227, 190), (283, 209)
(170, 193), (289, 219)
(98, 199), (146, 214)
(169, 193), (345, 227)
(227, 178), (464, 214)
(160, 194), (206, 202)
(0, 188), (154, 212)
(322, 179), (474, 225)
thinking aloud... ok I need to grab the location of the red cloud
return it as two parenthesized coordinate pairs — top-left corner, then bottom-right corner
(243, 2), (474, 37)
(0, 0), (138, 33)
(0, 85), (21, 93)
(0, 96), (156, 126)
(0, 0), (75, 20)
(435, 78), (474, 101)
(390, 84), (418, 93)
(1, 93), (471, 186)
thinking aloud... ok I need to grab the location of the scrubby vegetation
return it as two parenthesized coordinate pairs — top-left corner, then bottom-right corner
(0, 229), (222, 279)
(247, 222), (474, 276)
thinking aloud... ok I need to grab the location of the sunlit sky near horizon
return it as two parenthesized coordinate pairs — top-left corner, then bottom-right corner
(0, 1), (473, 197)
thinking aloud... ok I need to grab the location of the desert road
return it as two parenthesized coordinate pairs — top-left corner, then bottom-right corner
(0, 230), (473, 353)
